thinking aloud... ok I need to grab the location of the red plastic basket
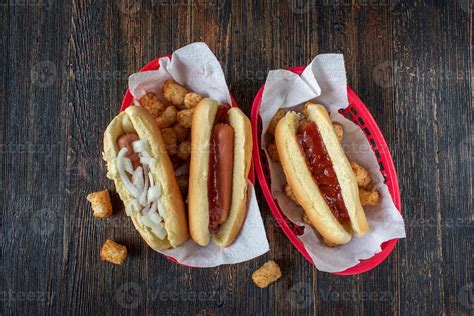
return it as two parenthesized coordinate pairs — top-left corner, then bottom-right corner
(251, 65), (402, 275)
(119, 55), (253, 267)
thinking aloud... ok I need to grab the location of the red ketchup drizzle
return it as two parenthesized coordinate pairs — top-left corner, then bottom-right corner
(208, 105), (230, 233)
(296, 121), (350, 224)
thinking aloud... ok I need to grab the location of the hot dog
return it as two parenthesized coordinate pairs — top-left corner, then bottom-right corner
(208, 123), (234, 233)
(275, 102), (369, 245)
(103, 106), (188, 251)
(188, 98), (252, 247)
(117, 133), (141, 168)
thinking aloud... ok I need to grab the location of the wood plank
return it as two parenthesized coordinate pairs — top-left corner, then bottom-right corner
(0, 1), (72, 315)
(0, 1), (472, 315)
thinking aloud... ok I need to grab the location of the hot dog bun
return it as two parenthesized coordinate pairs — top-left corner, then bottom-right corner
(275, 103), (369, 245)
(189, 98), (252, 247)
(214, 106), (252, 247)
(103, 106), (188, 250)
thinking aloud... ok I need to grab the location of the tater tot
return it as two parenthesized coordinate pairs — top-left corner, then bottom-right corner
(302, 213), (312, 225)
(155, 105), (178, 128)
(333, 123), (344, 142)
(177, 109), (194, 128)
(100, 240), (128, 265)
(285, 184), (298, 203)
(173, 124), (189, 142)
(171, 157), (182, 170)
(252, 260), (282, 288)
(177, 141), (191, 160)
(266, 143), (280, 163)
(162, 80), (188, 106)
(176, 176), (188, 195)
(161, 128), (177, 155)
(140, 92), (165, 118)
(86, 190), (112, 218)
(350, 161), (371, 187)
(184, 92), (203, 109)
(359, 188), (380, 206)
(267, 109), (286, 136)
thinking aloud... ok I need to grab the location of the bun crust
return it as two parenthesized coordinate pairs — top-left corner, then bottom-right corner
(214, 107), (252, 247)
(188, 99), (252, 247)
(275, 111), (353, 245)
(103, 106), (188, 250)
(306, 104), (369, 236)
(188, 98), (219, 246)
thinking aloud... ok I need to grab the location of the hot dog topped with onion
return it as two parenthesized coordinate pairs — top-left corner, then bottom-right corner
(103, 106), (188, 251)
(188, 98), (252, 247)
(274, 102), (369, 245)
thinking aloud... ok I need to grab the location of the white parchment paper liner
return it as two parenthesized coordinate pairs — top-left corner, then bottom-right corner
(260, 54), (405, 272)
(128, 42), (269, 267)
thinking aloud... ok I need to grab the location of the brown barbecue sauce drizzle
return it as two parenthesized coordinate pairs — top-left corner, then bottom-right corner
(296, 121), (350, 224)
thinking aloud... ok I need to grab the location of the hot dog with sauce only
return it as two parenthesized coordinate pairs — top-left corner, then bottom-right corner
(103, 106), (188, 251)
(275, 103), (369, 245)
(189, 98), (252, 247)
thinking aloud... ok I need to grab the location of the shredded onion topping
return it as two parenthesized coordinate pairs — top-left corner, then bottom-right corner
(117, 147), (139, 197)
(116, 139), (167, 240)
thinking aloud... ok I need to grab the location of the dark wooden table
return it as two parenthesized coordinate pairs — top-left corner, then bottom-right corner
(1, 1), (472, 315)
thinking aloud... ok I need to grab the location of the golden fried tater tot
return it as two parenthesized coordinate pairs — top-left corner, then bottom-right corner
(285, 184), (298, 203)
(359, 187), (380, 206)
(100, 240), (127, 265)
(155, 105), (178, 129)
(266, 143), (280, 163)
(177, 141), (191, 160)
(161, 128), (177, 155)
(184, 92), (203, 109)
(176, 176), (189, 195)
(252, 260), (282, 288)
(162, 80), (188, 106)
(140, 92), (165, 118)
(173, 124), (189, 143)
(267, 109), (286, 136)
(177, 109), (193, 128)
(350, 161), (371, 187)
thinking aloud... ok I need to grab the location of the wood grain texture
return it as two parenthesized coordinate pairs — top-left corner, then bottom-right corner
(0, 0), (471, 315)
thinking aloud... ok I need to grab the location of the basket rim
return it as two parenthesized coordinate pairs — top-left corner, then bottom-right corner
(118, 55), (254, 268)
(250, 65), (402, 275)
